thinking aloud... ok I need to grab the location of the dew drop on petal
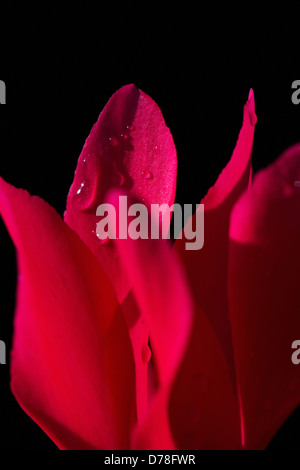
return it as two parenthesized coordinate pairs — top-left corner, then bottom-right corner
(74, 176), (98, 212)
(154, 145), (160, 155)
(142, 170), (153, 180)
(72, 151), (101, 213)
(76, 182), (85, 195)
(126, 125), (135, 131)
(96, 233), (110, 245)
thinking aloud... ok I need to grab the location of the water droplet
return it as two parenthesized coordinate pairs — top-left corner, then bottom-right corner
(142, 344), (152, 363)
(120, 133), (128, 140)
(126, 125), (135, 131)
(142, 170), (153, 180)
(154, 145), (160, 155)
(96, 233), (110, 245)
(249, 111), (257, 126)
(294, 181), (300, 188)
(72, 152), (101, 213)
(76, 182), (85, 195)
(74, 176), (98, 212)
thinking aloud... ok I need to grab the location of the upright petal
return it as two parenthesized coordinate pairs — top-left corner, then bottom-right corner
(109, 190), (192, 386)
(111, 189), (239, 450)
(108, 190), (193, 448)
(64, 84), (177, 301)
(175, 90), (256, 380)
(0, 178), (135, 449)
(229, 144), (300, 448)
(169, 302), (240, 449)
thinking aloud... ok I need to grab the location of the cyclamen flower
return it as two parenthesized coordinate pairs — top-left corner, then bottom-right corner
(1, 84), (300, 450)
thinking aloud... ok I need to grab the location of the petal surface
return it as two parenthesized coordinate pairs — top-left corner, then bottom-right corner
(175, 90), (256, 380)
(110, 190), (193, 386)
(229, 144), (300, 449)
(169, 302), (240, 449)
(0, 178), (135, 449)
(109, 190), (193, 449)
(64, 84), (177, 302)
(134, 304), (240, 450)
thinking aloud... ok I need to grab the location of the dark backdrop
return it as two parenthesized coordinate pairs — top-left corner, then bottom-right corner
(0, 6), (299, 449)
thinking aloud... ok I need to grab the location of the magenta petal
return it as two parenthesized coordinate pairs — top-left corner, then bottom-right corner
(202, 89), (256, 210)
(0, 178), (135, 449)
(175, 90), (256, 379)
(110, 190), (193, 386)
(64, 84), (177, 301)
(108, 190), (193, 449)
(133, 389), (177, 450)
(229, 144), (300, 448)
(169, 303), (240, 449)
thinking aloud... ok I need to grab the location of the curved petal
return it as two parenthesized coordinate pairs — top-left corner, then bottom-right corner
(108, 189), (193, 449)
(0, 178), (135, 449)
(109, 190), (193, 386)
(64, 84), (177, 301)
(169, 302), (240, 449)
(133, 388), (176, 450)
(175, 90), (256, 381)
(229, 144), (300, 449)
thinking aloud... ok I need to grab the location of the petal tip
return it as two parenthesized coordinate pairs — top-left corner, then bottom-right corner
(245, 88), (257, 126)
(120, 83), (139, 92)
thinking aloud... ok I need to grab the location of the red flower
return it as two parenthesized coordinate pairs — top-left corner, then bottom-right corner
(1, 85), (300, 449)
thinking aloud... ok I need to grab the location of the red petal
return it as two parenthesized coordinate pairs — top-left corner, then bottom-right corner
(169, 303), (240, 449)
(0, 178), (135, 449)
(110, 190), (192, 386)
(229, 144), (300, 448)
(134, 307), (240, 450)
(108, 190), (193, 449)
(175, 90), (256, 380)
(64, 84), (177, 301)
(133, 389), (176, 450)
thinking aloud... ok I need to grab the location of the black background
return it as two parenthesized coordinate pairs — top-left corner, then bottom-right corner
(0, 6), (299, 449)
